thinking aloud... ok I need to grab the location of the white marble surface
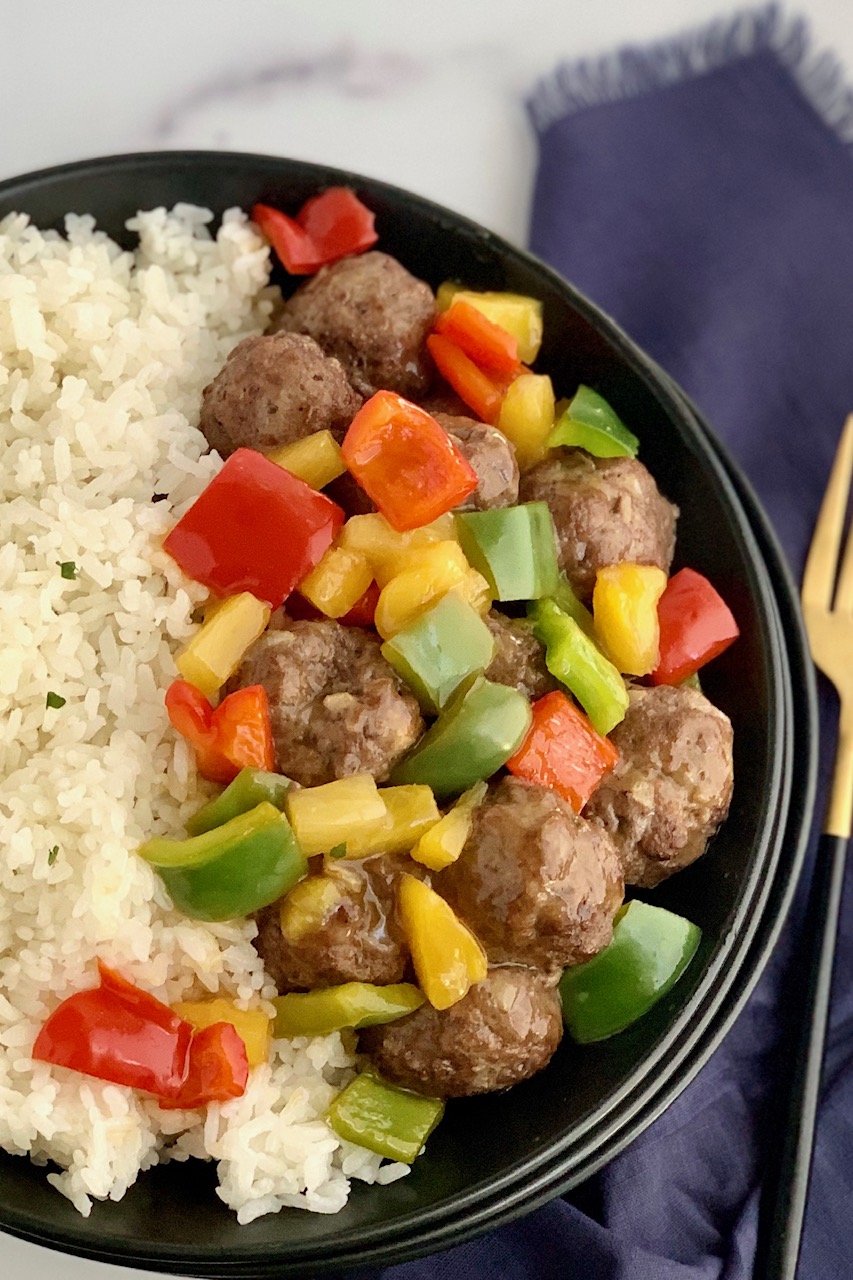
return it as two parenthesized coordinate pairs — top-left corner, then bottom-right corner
(1, 0), (851, 1275)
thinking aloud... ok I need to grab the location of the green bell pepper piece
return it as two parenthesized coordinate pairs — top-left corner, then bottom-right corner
(185, 768), (293, 836)
(139, 802), (307, 922)
(381, 592), (496, 715)
(455, 503), (559, 602)
(548, 385), (639, 458)
(559, 899), (702, 1043)
(273, 982), (424, 1037)
(390, 675), (532, 800)
(326, 1069), (445, 1163)
(529, 598), (628, 735)
(552, 572), (595, 638)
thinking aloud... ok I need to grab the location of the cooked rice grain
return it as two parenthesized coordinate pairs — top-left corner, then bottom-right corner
(0, 205), (403, 1218)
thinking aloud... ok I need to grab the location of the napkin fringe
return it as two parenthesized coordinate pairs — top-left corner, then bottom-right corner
(528, 4), (853, 144)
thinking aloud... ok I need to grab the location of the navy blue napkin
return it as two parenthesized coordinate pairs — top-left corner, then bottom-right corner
(351, 9), (853, 1278)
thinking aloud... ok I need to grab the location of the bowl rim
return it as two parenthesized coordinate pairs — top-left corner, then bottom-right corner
(0, 150), (819, 1275)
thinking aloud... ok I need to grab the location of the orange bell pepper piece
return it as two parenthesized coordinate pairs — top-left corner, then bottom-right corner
(506, 690), (618, 813)
(165, 680), (275, 784)
(434, 299), (522, 376)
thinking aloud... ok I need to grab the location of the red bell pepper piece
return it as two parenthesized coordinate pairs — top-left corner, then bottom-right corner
(434, 299), (522, 376)
(340, 579), (380, 628)
(253, 189), (377, 275)
(651, 568), (739, 686)
(506, 690), (619, 813)
(32, 962), (193, 1099)
(341, 392), (478, 532)
(164, 448), (344, 609)
(165, 680), (275, 784)
(296, 188), (378, 261)
(426, 333), (512, 425)
(159, 1022), (249, 1110)
(251, 204), (324, 275)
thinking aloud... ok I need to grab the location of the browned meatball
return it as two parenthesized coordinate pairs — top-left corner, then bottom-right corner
(360, 966), (563, 1097)
(274, 252), (435, 399)
(198, 332), (361, 456)
(433, 414), (519, 510)
(440, 777), (623, 972)
(586, 684), (734, 888)
(232, 620), (424, 787)
(484, 610), (556, 700)
(254, 856), (412, 992)
(518, 449), (678, 601)
(416, 386), (471, 418)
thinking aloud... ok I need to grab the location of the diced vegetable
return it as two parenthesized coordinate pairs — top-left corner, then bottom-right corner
(426, 333), (510, 425)
(284, 775), (386, 857)
(165, 680), (275, 785)
(381, 592), (496, 714)
(559, 900), (701, 1043)
(374, 541), (474, 640)
(296, 187), (379, 263)
(326, 1069), (445, 1163)
(548, 385), (639, 458)
(163, 448), (345, 609)
(506, 690), (618, 812)
(32, 961), (192, 1099)
(337, 512), (458, 587)
(175, 592), (270, 699)
(341, 392), (478, 532)
(139, 802), (307, 921)
(411, 781), (488, 871)
(455, 503), (559, 602)
(398, 874), (487, 1009)
(185, 767), (293, 837)
(390, 675), (532, 800)
(434, 299), (521, 376)
(171, 999), (272, 1068)
(652, 568), (740, 685)
(593, 564), (668, 676)
(253, 189), (377, 275)
(298, 545), (374, 619)
(497, 372), (555, 469)
(435, 285), (544, 363)
(267, 429), (346, 489)
(159, 1022), (249, 1110)
(272, 982), (424, 1037)
(552, 572), (596, 638)
(529, 599), (628, 736)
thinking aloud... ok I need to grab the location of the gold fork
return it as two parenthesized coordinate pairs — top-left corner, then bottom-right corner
(757, 414), (853, 1279)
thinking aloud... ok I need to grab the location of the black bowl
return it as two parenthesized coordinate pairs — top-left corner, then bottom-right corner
(0, 152), (817, 1276)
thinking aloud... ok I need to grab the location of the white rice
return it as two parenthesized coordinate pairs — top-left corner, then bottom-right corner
(0, 204), (406, 1218)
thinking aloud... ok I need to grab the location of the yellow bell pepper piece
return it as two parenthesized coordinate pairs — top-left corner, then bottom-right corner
(498, 373), (556, 470)
(338, 513), (458, 588)
(285, 774), (386, 856)
(171, 998), (271, 1068)
(175, 592), (270, 699)
(267, 430), (346, 490)
(436, 285), (544, 364)
(297, 546), (374, 618)
(398, 874), (488, 1010)
(374, 541), (472, 639)
(411, 780), (487, 871)
(592, 563), (668, 676)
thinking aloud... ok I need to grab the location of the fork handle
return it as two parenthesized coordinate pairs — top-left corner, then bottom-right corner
(755, 830), (848, 1279)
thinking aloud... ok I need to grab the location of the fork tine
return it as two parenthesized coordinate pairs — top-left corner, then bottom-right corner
(835, 501), (853, 614)
(802, 414), (853, 612)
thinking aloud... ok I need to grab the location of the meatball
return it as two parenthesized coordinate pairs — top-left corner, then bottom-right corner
(198, 332), (361, 456)
(274, 251), (435, 399)
(484, 610), (556, 700)
(586, 683), (734, 888)
(232, 620), (424, 787)
(440, 777), (623, 972)
(518, 449), (677, 601)
(360, 966), (562, 1097)
(254, 855), (412, 992)
(432, 414), (519, 510)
